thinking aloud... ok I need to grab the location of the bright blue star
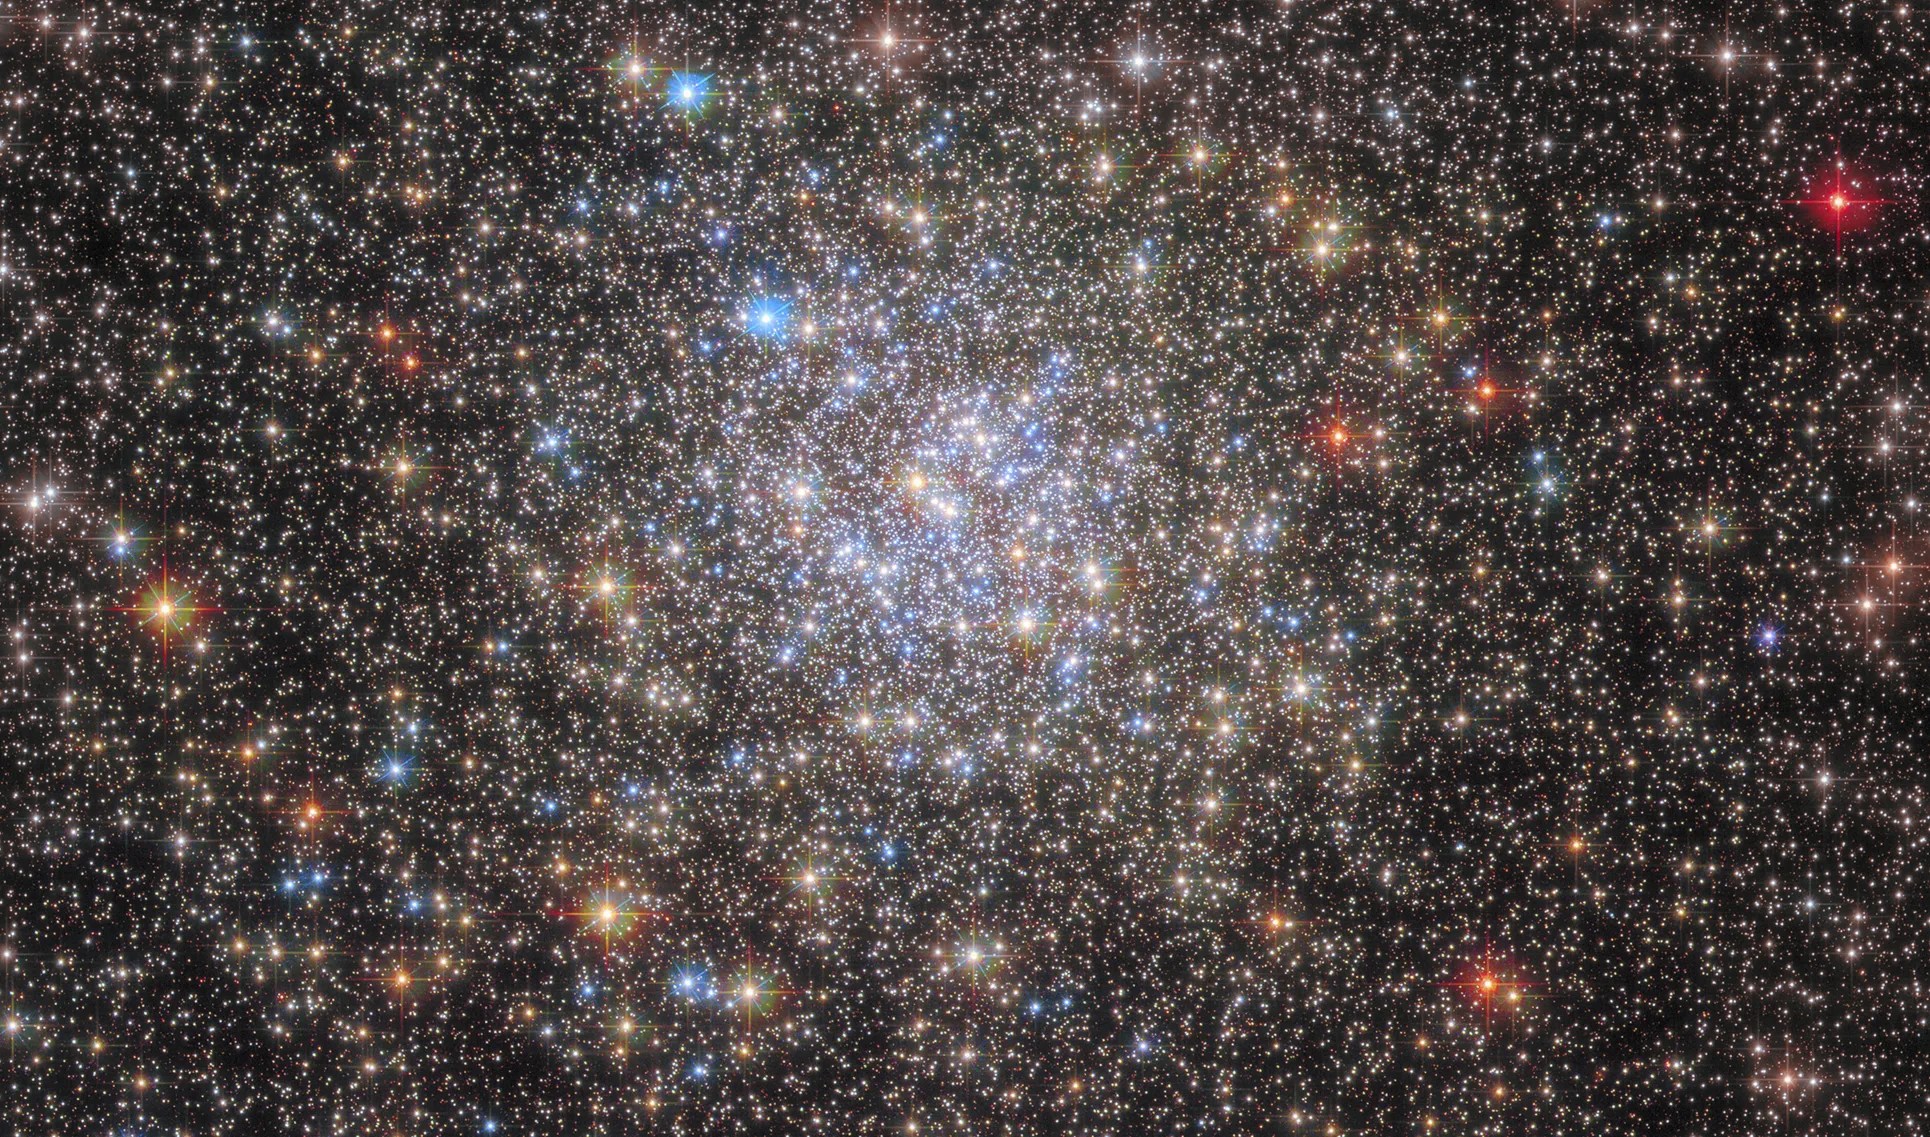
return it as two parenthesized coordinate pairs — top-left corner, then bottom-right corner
(667, 72), (710, 111)
(746, 296), (792, 340)
(377, 750), (416, 786)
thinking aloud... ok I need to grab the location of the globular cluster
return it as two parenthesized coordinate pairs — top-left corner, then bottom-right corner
(4, 0), (1928, 1133)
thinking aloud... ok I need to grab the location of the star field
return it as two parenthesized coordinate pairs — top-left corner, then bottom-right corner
(4, 1), (1929, 1134)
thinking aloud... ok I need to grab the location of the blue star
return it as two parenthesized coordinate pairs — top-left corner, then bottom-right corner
(667, 72), (710, 112)
(746, 296), (792, 340)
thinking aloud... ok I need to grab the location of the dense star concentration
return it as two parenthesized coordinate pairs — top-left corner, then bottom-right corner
(4, 0), (1929, 1133)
